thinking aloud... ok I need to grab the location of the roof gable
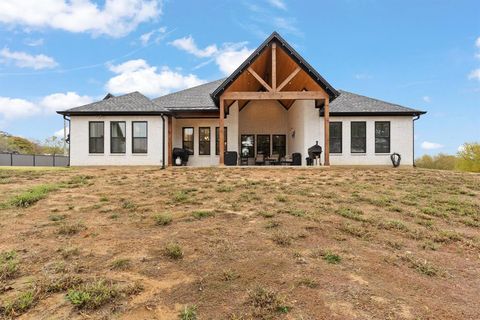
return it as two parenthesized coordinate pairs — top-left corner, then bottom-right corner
(211, 31), (339, 105)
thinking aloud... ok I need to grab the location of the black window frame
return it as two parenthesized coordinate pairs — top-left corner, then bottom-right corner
(375, 121), (391, 154)
(215, 127), (227, 155)
(241, 134), (255, 158)
(198, 127), (211, 155)
(256, 134), (271, 157)
(272, 134), (286, 157)
(329, 122), (342, 154)
(110, 121), (126, 154)
(132, 121), (148, 154)
(88, 121), (104, 154)
(182, 127), (194, 155)
(351, 121), (367, 154)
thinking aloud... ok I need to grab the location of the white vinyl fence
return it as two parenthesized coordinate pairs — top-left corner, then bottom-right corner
(0, 153), (69, 167)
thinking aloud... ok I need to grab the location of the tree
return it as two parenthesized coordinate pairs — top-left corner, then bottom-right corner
(456, 142), (480, 173)
(41, 136), (65, 155)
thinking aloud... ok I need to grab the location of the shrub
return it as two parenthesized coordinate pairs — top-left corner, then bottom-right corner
(0, 250), (19, 281)
(164, 242), (183, 260)
(66, 279), (118, 309)
(322, 251), (341, 264)
(456, 142), (480, 172)
(2, 290), (37, 316)
(179, 305), (197, 320)
(192, 210), (214, 220)
(111, 258), (131, 270)
(57, 222), (86, 235)
(154, 213), (173, 226)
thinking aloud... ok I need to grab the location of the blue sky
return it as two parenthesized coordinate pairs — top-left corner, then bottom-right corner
(0, 0), (478, 156)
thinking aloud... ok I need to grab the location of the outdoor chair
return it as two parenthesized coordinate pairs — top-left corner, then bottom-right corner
(255, 153), (265, 165)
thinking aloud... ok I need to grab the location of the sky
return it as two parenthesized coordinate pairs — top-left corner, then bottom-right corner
(0, 0), (478, 156)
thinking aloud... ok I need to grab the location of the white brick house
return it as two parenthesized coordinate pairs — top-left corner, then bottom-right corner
(58, 32), (425, 167)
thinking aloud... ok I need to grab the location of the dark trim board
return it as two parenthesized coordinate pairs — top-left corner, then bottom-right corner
(58, 111), (169, 116)
(321, 111), (427, 117)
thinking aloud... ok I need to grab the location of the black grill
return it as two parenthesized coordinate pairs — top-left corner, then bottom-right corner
(308, 141), (323, 160)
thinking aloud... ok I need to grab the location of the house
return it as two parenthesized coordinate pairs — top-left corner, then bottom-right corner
(57, 32), (426, 167)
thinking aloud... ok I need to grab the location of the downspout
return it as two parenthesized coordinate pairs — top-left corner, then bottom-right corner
(63, 115), (71, 167)
(160, 113), (166, 169)
(412, 114), (421, 167)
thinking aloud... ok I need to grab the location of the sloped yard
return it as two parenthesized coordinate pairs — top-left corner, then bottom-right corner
(0, 167), (479, 319)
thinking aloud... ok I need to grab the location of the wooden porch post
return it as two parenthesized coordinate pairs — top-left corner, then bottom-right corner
(272, 42), (277, 90)
(324, 97), (330, 166)
(219, 97), (225, 165)
(167, 116), (173, 166)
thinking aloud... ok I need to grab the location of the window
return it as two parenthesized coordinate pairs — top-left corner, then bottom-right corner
(272, 135), (286, 157)
(351, 122), (366, 153)
(110, 121), (126, 153)
(329, 122), (342, 153)
(182, 127), (194, 154)
(89, 122), (104, 153)
(215, 127), (227, 155)
(257, 135), (271, 156)
(199, 127), (211, 155)
(132, 121), (147, 153)
(241, 135), (255, 158)
(375, 121), (390, 153)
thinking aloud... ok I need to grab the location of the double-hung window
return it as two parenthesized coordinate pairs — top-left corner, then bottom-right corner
(89, 122), (104, 153)
(375, 121), (390, 153)
(132, 121), (148, 153)
(199, 127), (211, 155)
(257, 135), (271, 156)
(329, 122), (342, 153)
(182, 127), (194, 154)
(111, 121), (126, 153)
(351, 122), (366, 153)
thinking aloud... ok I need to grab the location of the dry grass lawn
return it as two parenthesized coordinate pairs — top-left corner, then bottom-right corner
(0, 166), (479, 319)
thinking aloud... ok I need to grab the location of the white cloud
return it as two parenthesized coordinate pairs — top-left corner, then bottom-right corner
(0, 0), (162, 38)
(266, 0), (287, 10)
(457, 144), (465, 153)
(0, 91), (93, 121)
(40, 92), (93, 113)
(24, 38), (44, 47)
(421, 141), (444, 150)
(139, 26), (167, 46)
(170, 36), (218, 58)
(422, 96), (431, 103)
(468, 68), (480, 81)
(106, 59), (205, 96)
(215, 43), (253, 75)
(170, 36), (253, 75)
(0, 48), (57, 70)
(0, 97), (40, 119)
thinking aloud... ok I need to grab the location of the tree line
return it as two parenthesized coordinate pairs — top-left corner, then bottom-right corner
(0, 131), (66, 155)
(416, 142), (480, 173)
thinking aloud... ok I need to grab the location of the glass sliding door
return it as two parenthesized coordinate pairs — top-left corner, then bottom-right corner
(272, 135), (286, 157)
(241, 135), (254, 158)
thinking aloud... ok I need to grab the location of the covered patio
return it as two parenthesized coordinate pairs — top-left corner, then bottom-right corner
(211, 32), (338, 166)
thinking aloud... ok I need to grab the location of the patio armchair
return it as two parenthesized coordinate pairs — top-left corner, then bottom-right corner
(255, 153), (265, 165)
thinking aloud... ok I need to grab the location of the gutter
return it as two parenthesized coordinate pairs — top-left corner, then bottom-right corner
(160, 113), (166, 169)
(63, 115), (71, 167)
(413, 114), (421, 167)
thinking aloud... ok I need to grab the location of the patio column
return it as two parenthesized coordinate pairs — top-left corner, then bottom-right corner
(324, 97), (330, 166)
(219, 97), (225, 165)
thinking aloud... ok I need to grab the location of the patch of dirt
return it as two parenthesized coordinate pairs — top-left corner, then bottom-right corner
(0, 166), (479, 319)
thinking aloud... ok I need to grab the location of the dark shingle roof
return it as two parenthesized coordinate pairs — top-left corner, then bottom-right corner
(152, 79), (425, 115)
(329, 90), (425, 115)
(152, 79), (223, 111)
(57, 91), (169, 115)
